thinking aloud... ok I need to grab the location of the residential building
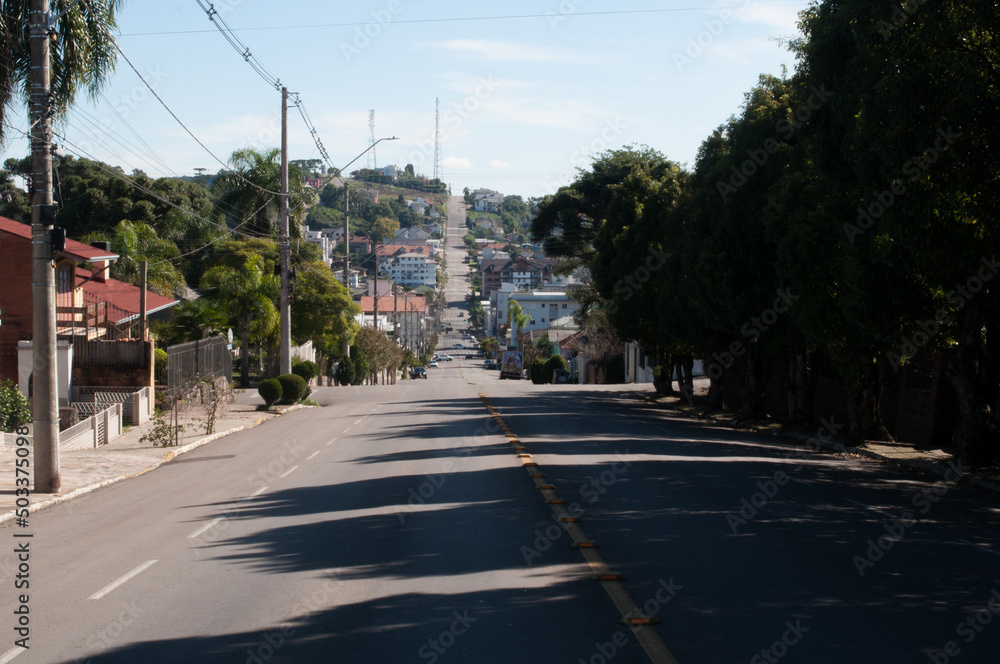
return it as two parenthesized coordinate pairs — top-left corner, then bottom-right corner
(474, 190), (504, 213)
(394, 226), (430, 241)
(0, 216), (178, 397)
(385, 253), (437, 288)
(489, 283), (578, 341)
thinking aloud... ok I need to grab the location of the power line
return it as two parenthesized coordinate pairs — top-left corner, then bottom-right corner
(194, 1), (339, 175)
(112, 41), (285, 196)
(123, 4), (813, 36)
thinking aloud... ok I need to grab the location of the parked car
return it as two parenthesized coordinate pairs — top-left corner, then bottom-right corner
(439, 354), (454, 361)
(410, 367), (428, 379)
(428, 360), (439, 368)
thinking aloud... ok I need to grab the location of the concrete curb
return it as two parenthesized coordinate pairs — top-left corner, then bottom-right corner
(639, 393), (1000, 496)
(785, 432), (1000, 495)
(0, 413), (278, 524)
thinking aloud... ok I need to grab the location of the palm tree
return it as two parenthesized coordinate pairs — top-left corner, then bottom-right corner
(0, 1), (125, 143)
(212, 147), (312, 237)
(200, 252), (279, 386)
(167, 299), (229, 345)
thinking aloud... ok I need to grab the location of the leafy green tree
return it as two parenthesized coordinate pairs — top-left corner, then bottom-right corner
(291, 261), (360, 355)
(160, 298), (229, 345)
(200, 252), (279, 387)
(0, 1), (125, 144)
(796, 0), (1000, 461)
(0, 379), (31, 433)
(469, 300), (485, 328)
(369, 215), (399, 243)
(83, 220), (186, 296)
(212, 147), (312, 237)
(0, 167), (29, 221)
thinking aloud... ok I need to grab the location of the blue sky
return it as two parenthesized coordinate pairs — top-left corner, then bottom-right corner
(3, 0), (810, 200)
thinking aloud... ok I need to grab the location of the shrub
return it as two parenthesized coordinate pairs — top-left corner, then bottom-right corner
(292, 360), (319, 382)
(350, 349), (369, 386)
(0, 379), (31, 433)
(258, 378), (282, 407)
(530, 358), (546, 384)
(545, 354), (568, 384)
(277, 373), (307, 403)
(336, 357), (355, 386)
(154, 348), (169, 385)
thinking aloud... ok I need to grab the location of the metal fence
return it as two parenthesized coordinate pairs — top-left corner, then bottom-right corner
(167, 336), (233, 391)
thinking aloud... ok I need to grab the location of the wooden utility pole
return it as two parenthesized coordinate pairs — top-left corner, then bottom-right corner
(279, 86), (291, 375)
(31, 0), (60, 492)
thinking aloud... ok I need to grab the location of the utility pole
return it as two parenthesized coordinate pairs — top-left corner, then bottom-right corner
(342, 185), (350, 358)
(139, 260), (147, 341)
(31, 0), (60, 493)
(279, 86), (291, 376)
(373, 238), (379, 332)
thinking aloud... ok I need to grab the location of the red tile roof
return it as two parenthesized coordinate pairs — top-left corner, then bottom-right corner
(0, 216), (118, 262)
(76, 267), (179, 322)
(359, 295), (426, 314)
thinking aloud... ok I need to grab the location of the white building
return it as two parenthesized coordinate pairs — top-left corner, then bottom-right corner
(304, 227), (335, 266)
(489, 283), (578, 340)
(385, 253), (437, 288)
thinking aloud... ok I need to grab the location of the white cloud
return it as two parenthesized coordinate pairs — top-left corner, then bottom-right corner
(490, 160), (509, 168)
(443, 156), (473, 169)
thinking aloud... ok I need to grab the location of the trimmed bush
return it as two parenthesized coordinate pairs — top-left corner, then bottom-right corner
(292, 360), (319, 382)
(544, 354), (568, 384)
(257, 379), (282, 407)
(277, 374), (307, 403)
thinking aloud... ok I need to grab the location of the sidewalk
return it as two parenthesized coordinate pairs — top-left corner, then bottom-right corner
(643, 383), (1000, 495)
(0, 389), (286, 524)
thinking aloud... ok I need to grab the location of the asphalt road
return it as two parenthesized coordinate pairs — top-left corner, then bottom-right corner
(1, 199), (997, 663)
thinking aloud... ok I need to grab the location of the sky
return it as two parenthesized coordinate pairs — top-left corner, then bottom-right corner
(2, 0), (812, 201)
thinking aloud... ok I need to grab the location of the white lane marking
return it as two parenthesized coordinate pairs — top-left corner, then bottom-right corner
(89, 560), (158, 600)
(343, 427), (352, 433)
(188, 517), (225, 539)
(307, 450), (320, 460)
(958, 539), (1000, 557)
(845, 498), (899, 519)
(249, 486), (269, 497)
(354, 418), (363, 425)
(0, 646), (25, 663)
(279, 466), (299, 479)
(326, 438), (336, 446)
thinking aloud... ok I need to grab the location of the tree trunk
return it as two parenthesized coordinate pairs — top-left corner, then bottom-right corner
(680, 354), (695, 404)
(741, 351), (768, 418)
(653, 352), (673, 396)
(846, 357), (893, 445)
(787, 347), (810, 423)
(946, 307), (998, 467)
(707, 373), (724, 410)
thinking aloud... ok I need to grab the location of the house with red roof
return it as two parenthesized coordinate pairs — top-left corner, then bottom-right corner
(0, 216), (178, 399)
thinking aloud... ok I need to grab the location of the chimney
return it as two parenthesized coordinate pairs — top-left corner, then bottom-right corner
(90, 241), (111, 283)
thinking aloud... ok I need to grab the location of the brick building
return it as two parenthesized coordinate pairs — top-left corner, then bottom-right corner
(0, 216), (177, 389)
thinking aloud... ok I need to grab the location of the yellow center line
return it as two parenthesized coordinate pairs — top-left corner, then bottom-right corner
(481, 400), (680, 664)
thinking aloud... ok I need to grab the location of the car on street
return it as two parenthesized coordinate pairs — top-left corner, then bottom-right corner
(428, 360), (439, 368)
(410, 367), (427, 379)
(439, 354), (454, 361)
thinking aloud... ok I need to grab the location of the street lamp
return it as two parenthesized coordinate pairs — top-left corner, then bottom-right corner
(335, 136), (399, 291)
(332, 136), (398, 356)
